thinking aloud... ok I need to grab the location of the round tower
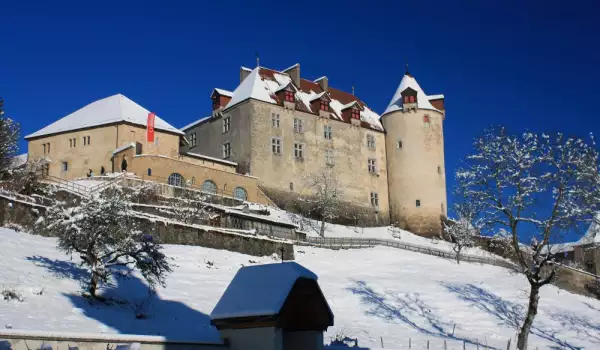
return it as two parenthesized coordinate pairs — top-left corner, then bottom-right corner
(382, 67), (447, 237)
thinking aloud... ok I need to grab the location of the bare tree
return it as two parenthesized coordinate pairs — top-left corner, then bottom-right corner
(39, 188), (172, 299)
(170, 185), (210, 225)
(444, 203), (479, 264)
(305, 169), (343, 237)
(454, 127), (600, 349)
(0, 98), (21, 172)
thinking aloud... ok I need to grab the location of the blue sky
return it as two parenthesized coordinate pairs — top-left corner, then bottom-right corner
(1, 0), (599, 240)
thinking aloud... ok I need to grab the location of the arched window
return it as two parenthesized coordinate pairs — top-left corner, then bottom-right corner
(191, 177), (196, 185)
(233, 187), (248, 201)
(202, 180), (217, 194)
(168, 173), (185, 187)
(147, 168), (152, 176)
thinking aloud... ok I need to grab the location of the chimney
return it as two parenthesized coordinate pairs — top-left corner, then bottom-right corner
(240, 67), (251, 83)
(315, 76), (328, 92)
(284, 63), (301, 87)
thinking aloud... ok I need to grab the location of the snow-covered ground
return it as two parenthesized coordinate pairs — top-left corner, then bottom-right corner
(1, 228), (599, 349)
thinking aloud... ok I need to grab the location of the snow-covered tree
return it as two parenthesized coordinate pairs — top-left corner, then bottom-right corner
(454, 127), (600, 349)
(444, 204), (479, 264)
(0, 98), (20, 172)
(304, 169), (342, 237)
(39, 188), (172, 299)
(171, 185), (209, 225)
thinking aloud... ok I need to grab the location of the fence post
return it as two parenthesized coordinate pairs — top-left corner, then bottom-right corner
(427, 340), (430, 349)
(409, 338), (411, 349)
(380, 337), (384, 348)
(463, 340), (466, 350)
(506, 338), (511, 350)
(444, 340), (447, 350)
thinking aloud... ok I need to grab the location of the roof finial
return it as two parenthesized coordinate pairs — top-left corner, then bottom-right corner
(255, 52), (260, 67)
(351, 80), (355, 95)
(405, 63), (410, 76)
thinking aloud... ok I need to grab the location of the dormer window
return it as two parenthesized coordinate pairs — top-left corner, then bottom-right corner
(351, 108), (360, 120)
(212, 96), (220, 110)
(284, 90), (295, 103)
(320, 99), (329, 111)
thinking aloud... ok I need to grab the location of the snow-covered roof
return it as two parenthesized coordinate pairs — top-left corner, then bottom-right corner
(183, 152), (238, 167)
(382, 74), (441, 116)
(212, 88), (233, 97)
(181, 116), (211, 131)
(8, 154), (28, 169)
(112, 143), (135, 155)
(25, 94), (183, 139)
(223, 66), (384, 131)
(428, 94), (445, 100)
(211, 262), (318, 320)
(314, 76), (327, 83)
(309, 91), (329, 102)
(578, 214), (600, 245)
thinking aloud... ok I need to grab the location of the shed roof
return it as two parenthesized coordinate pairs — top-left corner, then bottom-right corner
(210, 262), (318, 320)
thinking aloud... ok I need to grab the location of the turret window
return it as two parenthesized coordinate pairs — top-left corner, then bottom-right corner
(416, 199), (421, 207)
(284, 90), (295, 102)
(396, 139), (403, 149)
(368, 158), (377, 173)
(423, 115), (431, 128)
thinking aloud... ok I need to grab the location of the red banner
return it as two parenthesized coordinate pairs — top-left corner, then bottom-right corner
(147, 112), (155, 143)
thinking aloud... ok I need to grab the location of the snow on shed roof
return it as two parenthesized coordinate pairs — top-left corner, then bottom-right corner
(383, 74), (441, 116)
(25, 94), (183, 139)
(212, 88), (233, 97)
(210, 262), (318, 320)
(428, 94), (445, 100)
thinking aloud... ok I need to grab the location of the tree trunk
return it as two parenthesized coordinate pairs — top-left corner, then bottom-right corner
(456, 249), (461, 264)
(517, 283), (540, 350)
(89, 270), (99, 298)
(320, 216), (326, 237)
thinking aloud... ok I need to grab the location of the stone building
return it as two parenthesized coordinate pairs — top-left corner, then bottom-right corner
(25, 94), (272, 204)
(183, 64), (447, 236)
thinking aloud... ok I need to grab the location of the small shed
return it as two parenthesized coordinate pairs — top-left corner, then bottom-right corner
(210, 262), (333, 350)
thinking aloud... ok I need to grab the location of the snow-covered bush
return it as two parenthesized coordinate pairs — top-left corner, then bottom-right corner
(0, 101), (20, 173)
(1, 287), (24, 302)
(38, 188), (172, 298)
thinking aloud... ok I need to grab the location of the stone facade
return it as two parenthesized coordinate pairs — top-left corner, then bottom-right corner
(184, 99), (391, 225)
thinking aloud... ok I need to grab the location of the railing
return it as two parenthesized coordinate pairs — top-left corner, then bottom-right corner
(299, 236), (515, 269)
(40, 175), (91, 196)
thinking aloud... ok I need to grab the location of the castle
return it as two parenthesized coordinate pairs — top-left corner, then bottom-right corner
(25, 63), (447, 237)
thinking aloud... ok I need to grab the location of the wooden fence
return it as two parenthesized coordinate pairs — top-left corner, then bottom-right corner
(297, 236), (515, 269)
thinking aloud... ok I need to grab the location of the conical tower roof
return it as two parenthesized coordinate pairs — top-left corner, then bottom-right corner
(383, 72), (440, 116)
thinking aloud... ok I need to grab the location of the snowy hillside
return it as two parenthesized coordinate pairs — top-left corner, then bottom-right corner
(1, 228), (599, 349)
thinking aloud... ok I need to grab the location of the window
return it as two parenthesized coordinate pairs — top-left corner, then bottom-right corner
(423, 115), (431, 128)
(271, 138), (282, 154)
(62, 161), (68, 172)
(368, 158), (377, 173)
(223, 116), (231, 133)
(324, 125), (332, 140)
(325, 149), (334, 166)
(191, 177), (196, 185)
(272, 113), (280, 128)
(233, 187), (248, 201)
(437, 165), (442, 174)
(370, 192), (379, 207)
(290, 182), (294, 191)
(69, 138), (76, 148)
(404, 95), (416, 103)
(284, 90), (295, 102)
(47, 143), (50, 153)
(294, 143), (304, 159)
(202, 180), (217, 194)
(190, 132), (197, 147)
(43, 144), (46, 154)
(168, 173), (185, 187)
(441, 202), (445, 213)
(212, 96), (220, 110)
(136, 142), (143, 155)
(293, 118), (304, 133)
(397, 139), (403, 149)
(351, 108), (360, 120)
(223, 142), (231, 158)
(367, 134), (375, 149)
(320, 99), (329, 111)
(416, 199), (421, 207)
(147, 168), (152, 176)
(83, 136), (91, 145)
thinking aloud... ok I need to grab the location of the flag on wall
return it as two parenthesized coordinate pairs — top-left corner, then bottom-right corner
(147, 112), (155, 142)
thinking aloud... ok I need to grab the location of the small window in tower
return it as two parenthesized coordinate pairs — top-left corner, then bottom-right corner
(416, 199), (421, 207)
(62, 161), (68, 172)
(370, 192), (379, 207)
(423, 115), (431, 128)
(437, 165), (442, 174)
(397, 139), (403, 149)
(284, 90), (295, 102)
(441, 202), (445, 213)
(147, 168), (152, 176)
(368, 158), (377, 173)
(290, 182), (294, 191)
(351, 108), (360, 120)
